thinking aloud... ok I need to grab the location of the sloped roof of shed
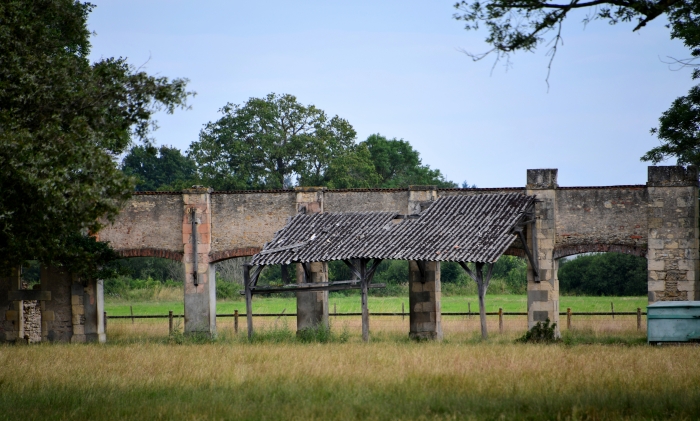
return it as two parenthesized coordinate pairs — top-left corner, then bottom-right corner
(250, 193), (535, 265)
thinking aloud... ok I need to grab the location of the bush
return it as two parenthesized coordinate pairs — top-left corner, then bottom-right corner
(517, 318), (558, 343)
(216, 280), (240, 300)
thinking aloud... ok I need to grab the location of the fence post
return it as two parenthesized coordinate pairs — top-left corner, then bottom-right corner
(402, 302), (405, 321)
(234, 310), (239, 334)
(498, 308), (503, 334)
(468, 302), (471, 319)
(611, 302), (614, 320)
(637, 307), (642, 331)
(168, 310), (173, 335)
(104, 312), (107, 332)
(567, 308), (571, 330)
(130, 305), (134, 325)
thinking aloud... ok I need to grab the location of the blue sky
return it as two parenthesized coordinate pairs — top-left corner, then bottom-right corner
(87, 1), (693, 187)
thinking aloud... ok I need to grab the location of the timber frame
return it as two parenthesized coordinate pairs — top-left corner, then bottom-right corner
(242, 258), (385, 341)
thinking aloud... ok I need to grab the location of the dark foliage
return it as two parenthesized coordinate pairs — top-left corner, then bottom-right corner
(558, 253), (647, 296)
(0, 0), (192, 271)
(121, 145), (197, 191)
(517, 318), (558, 343)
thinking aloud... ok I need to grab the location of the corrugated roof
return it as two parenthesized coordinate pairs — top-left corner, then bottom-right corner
(250, 193), (536, 265)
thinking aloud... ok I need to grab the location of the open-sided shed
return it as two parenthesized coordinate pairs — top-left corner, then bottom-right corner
(245, 192), (538, 341)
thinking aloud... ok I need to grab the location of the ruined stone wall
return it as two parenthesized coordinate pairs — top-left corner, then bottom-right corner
(0, 270), (14, 342)
(210, 192), (296, 260)
(647, 166), (700, 302)
(324, 190), (409, 213)
(555, 186), (648, 258)
(98, 193), (184, 258)
(23, 300), (41, 343)
(41, 266), (72, 343)
(437, 188), (525, 197)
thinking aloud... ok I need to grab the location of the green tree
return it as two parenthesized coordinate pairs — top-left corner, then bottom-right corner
(188, 93), (358, 190)
(558, 253), (647, 296)
(453, 0), (700, 166)
(0, 0), (192, 271)
(122, 145), (197, 191)
(363, 134), (457, 188)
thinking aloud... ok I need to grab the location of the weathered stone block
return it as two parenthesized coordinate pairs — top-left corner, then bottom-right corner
(533, 311), (550, 322)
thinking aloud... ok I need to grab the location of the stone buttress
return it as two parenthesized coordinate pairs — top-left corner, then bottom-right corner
(526, 169), (560, 334)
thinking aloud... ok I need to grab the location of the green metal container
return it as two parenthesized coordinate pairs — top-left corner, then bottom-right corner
(647, 301), (700, 344)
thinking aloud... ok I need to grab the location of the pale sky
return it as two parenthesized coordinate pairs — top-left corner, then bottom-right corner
(87, 1), (693, 188)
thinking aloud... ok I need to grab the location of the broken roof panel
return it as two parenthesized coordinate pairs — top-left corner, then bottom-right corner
(250, 193), (536, 265)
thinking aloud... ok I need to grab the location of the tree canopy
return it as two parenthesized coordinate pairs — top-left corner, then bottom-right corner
(188, 93), (358, 190)
(364, 134), (457, 188)
(0, 0), (192, 271)
(453, 0), (700, 166)
(122, 145), (197, 191)
(188, 94), (456, 190)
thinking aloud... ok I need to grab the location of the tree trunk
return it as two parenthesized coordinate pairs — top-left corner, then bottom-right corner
(478, 281), (488, 340)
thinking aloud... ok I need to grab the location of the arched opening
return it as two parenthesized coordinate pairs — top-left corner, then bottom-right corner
(20, 261), (41, 343)
(557, 251), (648, 297)
(103, 256), (186, 339)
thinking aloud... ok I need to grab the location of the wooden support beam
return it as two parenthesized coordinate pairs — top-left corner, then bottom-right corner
(244, 264), (254, 339)
(360, 258), (370, 343)
(516, 228), (539, 282)
(458, 261), (494, 340)
(342, 259), (361, 280)
(416, 260), (426, 281)
(241, 281), (386, 295)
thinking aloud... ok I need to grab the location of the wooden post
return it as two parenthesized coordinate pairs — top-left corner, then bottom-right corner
(234, 310), (239, 334)
(402, 302), (405, 321)
(637, 307), (642, 331)
(168, 310), (173, 335)
(130, 305), (134, 325)
(104, 312), (107, 332)
(244, 265), (253, 339)
(360, 259), (370, 343)
(567, 308), (571, 330)
(498, 307), (503, 334)
(611, 302), (614, 319)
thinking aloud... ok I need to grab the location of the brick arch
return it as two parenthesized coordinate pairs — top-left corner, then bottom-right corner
(209, 247), (262, 263)
(553, 244), (647, 260)
(116, 248), (184, 262)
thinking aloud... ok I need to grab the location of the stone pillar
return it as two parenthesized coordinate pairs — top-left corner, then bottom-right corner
(295, 187), (329, 331)
(526, 169), (560, 334)
(41, 265), (72, 343)
(295, 262), (329, 331)
(183, 187), (216, 336)
(408, 185), (437, 216)
(70, 275), (87, 343)
(407, 186), (442, 340)
(647, 166), (700, 302)
(408, 261), (443, 340)
(0, 267), (22, 343)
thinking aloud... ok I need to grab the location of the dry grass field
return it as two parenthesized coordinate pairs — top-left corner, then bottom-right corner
(2, 317), (699, 420)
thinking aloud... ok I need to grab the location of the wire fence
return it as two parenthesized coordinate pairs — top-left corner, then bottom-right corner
(103, 308), (647, 340)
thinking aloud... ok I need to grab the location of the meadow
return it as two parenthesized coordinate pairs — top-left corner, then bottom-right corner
(2, 289), (692, 420)
(1, 331), (699, 420)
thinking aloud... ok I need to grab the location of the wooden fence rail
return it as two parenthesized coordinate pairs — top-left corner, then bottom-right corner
(106, 307), (647, 334)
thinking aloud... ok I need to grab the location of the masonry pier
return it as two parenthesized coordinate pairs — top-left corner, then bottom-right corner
(408, 261), (442, 340)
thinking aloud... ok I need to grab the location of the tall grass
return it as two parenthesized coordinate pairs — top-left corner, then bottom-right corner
(1, 336), (698, 420)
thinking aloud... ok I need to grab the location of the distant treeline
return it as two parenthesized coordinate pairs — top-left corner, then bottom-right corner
(113, 252), (647, 297)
